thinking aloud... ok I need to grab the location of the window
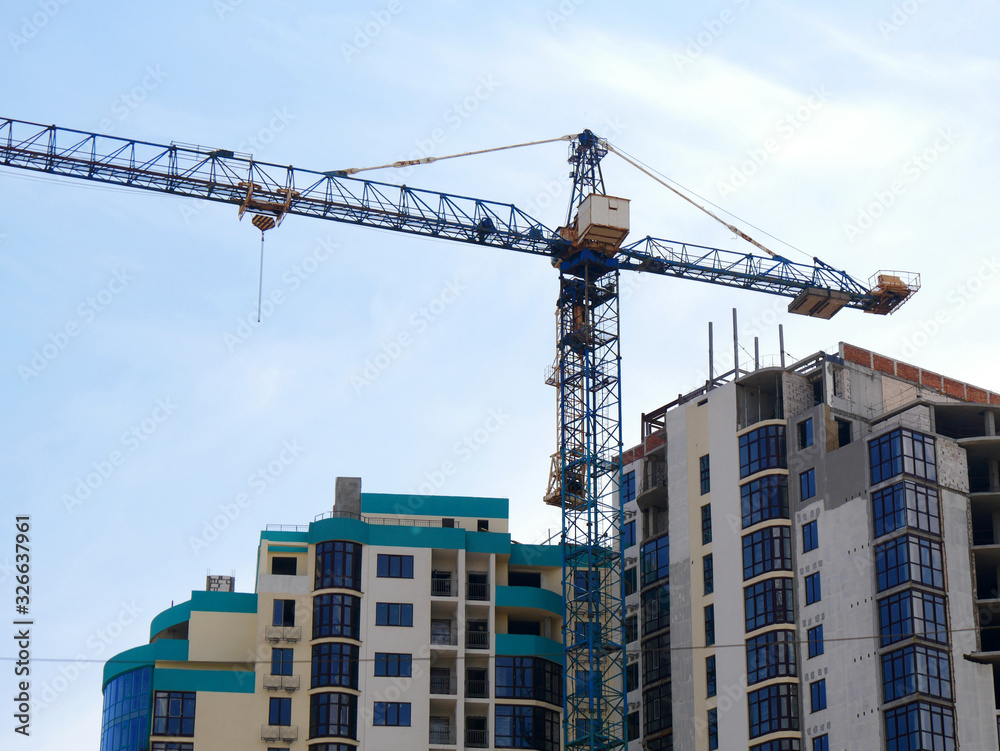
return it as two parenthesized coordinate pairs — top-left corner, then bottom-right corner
(103, 666), (152, 751)
(640, 535), (669, 586)
(705, 604), (715, 646)
(805, 572), (821, 605)
(807, 625), (824, 658)
(573, 570), (598, 600)
(624, 567), (637, 596)
(626, 615), (638, 644)
(642, 683), (672, 736)
(800, 469), (816, 500)
(495, 657), (562, 706)
(642, 632), (671, 685)
(798, 418), (814, 449)
(748, 683), (799, 738)
(812, 736), (829, 751)
(875, 535), (944, 592)
(642, 584), (670, 634)
(703, 554), (714, 594)
(878, 589), (948, 647)
(621, 470), (636, 505)
(742, 526), (792, 579)
(750, 741), (802, 751)
(873, 481), (941, 538)
(152, 691), (195, 736)
(623, 520), (636, 549)
(271, 647), (293, 676)
(272, 556), (297, 575)
(312, 642), (359, 689)
(314, 541), (362, 590)
(312, 593), (361, 639)
(884, 701), (955, 751)
(802, 520), (818, 552)
(509, 570), (540, 588)
(375, 602), (413, 626)
(869, 428), (936, 485)
(376, 554), (413, 578)
(272, 599), (295, 626)
(836, 418), (852, 447)
(373, 702), (410, 726)
(151, 744), (193, 751)
(626, 663), (639, 694)
(700, 454), (711, 495)
(374, 652), (411, 677)
(742, 475), (789, 528)
(477, 519), (489, 532)
(701, 504), (712, 544)
(809, 679), (826, 712)
(739, 424), (787, 478)
(627, 711), (640, 742)
(309, 692), (357, 740)
(745, 577), (794, 632)
(495, 705), (559, 751)
(881, 645), (952, 702)
(269, 697), (291, 726)
(708, 707), (719, 750)
(706, 655), (717, 697)
(746, 630), (797, 685)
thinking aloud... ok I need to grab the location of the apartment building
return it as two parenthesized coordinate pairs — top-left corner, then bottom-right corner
(99, 479), (565, 751)
(621, 342), (1000, 751)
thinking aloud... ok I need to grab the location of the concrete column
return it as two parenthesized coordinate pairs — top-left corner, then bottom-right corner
(986, 409), (996, 437)
(989, 458), (1000, 494)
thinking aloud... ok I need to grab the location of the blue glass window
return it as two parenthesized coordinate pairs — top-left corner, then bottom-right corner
(706, 655), (717, 697)
(642, 683), (672, 736)
(152, 691), (195, 736)
(884, 701), (955, 751)
(800, 469), (816, 500)
(376, 554), (413, 578)
(708, 707), (719, 750)
(802, 520), (818, 552)
(705, 604), (715, 646)
(309, 691), (357, 740)
(745, 577), (794, 632)
(809, 679), (826, 712)
(701, 504), (712, 544)
(703, 554), (714, 594)
(621, 471), (636, 506)
(739, 425), (787, 478)
(881, 645), (952, 702)
(642, 584), (670, 634)
(798, 418), (814, 449)
(741, 475), (789, 528)
(870, 429), (936, 485)
(748, 683), (799, 738)
(375, 602), (413, 626)
(271, 647), (293, 676)
(312, 642), (359, 689)
(312, 593), (361, 639)
(700, 454), (711, 495)
(314, 540), (362, 590)
(743, 526), (792, 579)
(805, 572), (821, 605)
(373, 702), (411, 726)
(807, 625), (824, 658)
(746, 629), (797, 685)
(100, 666), (152, 751)
(268, 697), (291, 726)
(875, 536), (944, 592)
(873, 482), (941, 538)
(623, 520), (636, 549)
(641, 535), (669, 586)
(750, 742), (801, 751)
(813, 735), (829, 751)
(878, 589), (948, 647)
(495, 657), (562, 706)
(643, 632), (671, 685)
(495, 705), (560, 751)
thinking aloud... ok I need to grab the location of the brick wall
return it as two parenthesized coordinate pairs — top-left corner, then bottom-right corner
(840, 343), (1000, 405)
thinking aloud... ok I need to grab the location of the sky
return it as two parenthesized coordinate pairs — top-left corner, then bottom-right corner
(1, 0), (998, 747)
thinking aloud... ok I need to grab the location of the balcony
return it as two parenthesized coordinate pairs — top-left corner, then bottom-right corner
(261, 724), (298, 742)
(431, 628), (459, 647)
(636, 459), (668, 511)
(467, 582), (490, 601)
(430, 675), (458, 695)
(466, 728), (489, 748)
(429, 727), (457, 745)
(432, 577), (456, 597)
(262, 674), (300, 691)
(466, 631), (490, 650)
(263, 625), (302, 643)
(465, 678), (489, 698)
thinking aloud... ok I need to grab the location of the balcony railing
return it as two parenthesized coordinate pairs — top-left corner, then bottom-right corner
(430, 676), (458, 695)
(261, 725), (298, 742)
(429, 727), (457, 745)
(431, 629), (458, 646)
(263, 625), (302, 643)
(431, 578), (455, 597)
(467, 582), (489, 601)
(465, 728), (489, 748)
(262, 674), (300, 691)
(465, 678), (489, 698)
(466, 631), (489, 650)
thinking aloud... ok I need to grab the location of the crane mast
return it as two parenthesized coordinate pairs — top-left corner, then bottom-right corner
(0, 117), (919, 751)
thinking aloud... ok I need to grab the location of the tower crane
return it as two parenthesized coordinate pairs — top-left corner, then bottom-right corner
(0, 116), (918, 751)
